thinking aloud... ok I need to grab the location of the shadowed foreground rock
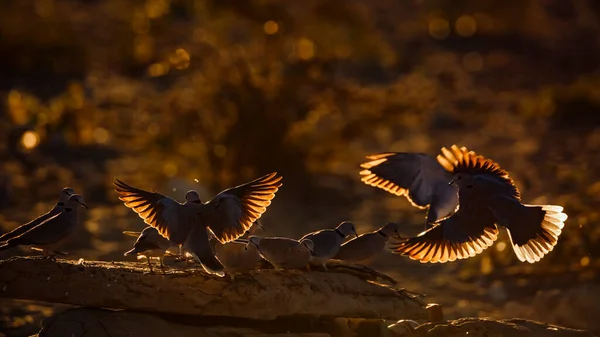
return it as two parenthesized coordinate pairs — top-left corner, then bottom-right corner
(399, 318), (596, 337)
(0, 257), (427, 320)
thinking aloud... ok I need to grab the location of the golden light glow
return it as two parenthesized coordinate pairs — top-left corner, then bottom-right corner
(462, 52), (483, 72)
(134, 35), (154, 62)
(580, 256), (590, 267)
(170, 48), (191, 70)
(93, 127), (110, 144)
(296, 38), (315, 60)
(148, 62), (170, 77)
(21, 131), (40, 150)
(455, 15), (477, 37)
(145, 0), (169, 19)
(496, 241), (506, 252)
(428, 18), (450, 39)
(263, 21), (279, 35)
(35, 0), (54, 17)
(163, 162), (178, 177)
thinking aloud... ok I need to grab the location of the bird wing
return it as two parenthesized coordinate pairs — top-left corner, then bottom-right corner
(8, 212), (72, 246)
(114, 178), (193, 244)
(388, 205), (499, 263)
(0, 206), (61, 242)
(203, 172), (282, 244)
(360, 152), (454, 209)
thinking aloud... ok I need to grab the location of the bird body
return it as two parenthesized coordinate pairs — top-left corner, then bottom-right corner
(360, 152), (459, 228)
(300, 221), (357, 269)
(248, 236), (314, 270)
(114, 173), (282, 277)
(0, 194), (87, 256)
(334, 222), (400, 264)
(389, 145), (567, 264)
(124, 226), (174, 271)
(212, 239), (261, 276)
(0, 187), (75, 242)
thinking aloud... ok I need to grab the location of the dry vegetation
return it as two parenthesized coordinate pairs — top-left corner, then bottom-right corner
(1, 0), (600, 336)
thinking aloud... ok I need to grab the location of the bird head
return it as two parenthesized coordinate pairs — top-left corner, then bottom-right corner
(338, 221), (358, 238)
(68, 194), (88, 209)
(449, 173), (476, 189)
(185, 190), (202, 204)
(300, 239), (314, 254)
(59, 187), (75, 202)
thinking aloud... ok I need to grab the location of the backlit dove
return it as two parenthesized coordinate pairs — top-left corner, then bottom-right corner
(0, 194), (88, 257)
(300, 221), (357, 270)
(333, 222), (401, 264)
(360, 151), (460, 228)
(113, 172), (283, 277)
(0, 187), (75, 242)
(247, 235), (314, 270)
(210, 220), (264, 277)
(123, 226), (174, 272)
(389, 145), (568, 264)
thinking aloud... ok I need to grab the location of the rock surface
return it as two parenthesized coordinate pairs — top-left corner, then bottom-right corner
(0, 257), (427, 321)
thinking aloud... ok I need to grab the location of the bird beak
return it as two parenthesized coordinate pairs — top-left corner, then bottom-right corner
(80, 201), (89, 209)
(353, 229), (359, 238)
(448, 178), (457, 186)
(255, 220), (265, 231)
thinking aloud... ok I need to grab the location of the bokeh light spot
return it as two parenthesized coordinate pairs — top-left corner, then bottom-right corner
(455, 15), (477, 37)
(93, 127), (110, 144)
(21, 131), (40, 150)
(462, 52), (483, 72)
(580, 256), (590, 267)
(296, 38), (315, 60)
(263, 21), (279, 35)
(148, 62), (170, 77)
(163, 162), (178, 177)
(170, 48), (191, 70)
(428, 18), (450, 39)
(496, 241), (506, 252)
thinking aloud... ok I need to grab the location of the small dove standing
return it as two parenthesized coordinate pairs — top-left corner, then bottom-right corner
(123, 226), (174, 272)
(299, 221), (357, 270)
(389, 145), (568, 264)
(211, 221), (264, 278)
(113, 172), (282, 277)
(334, 222), (401, 264)
(0, 194), (88, 257)
(0, 187), (75, 242)
(247, 236), (314, 270)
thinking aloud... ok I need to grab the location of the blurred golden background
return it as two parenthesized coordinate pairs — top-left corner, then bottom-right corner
(1, 0), (599, 335)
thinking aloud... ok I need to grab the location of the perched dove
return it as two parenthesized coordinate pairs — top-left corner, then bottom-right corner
(360, 151), (460, 229)
(389, 145), (568, 264)
(333, 222), (401, 264)
(210, 220), (264, 277)
(113, 172), (283, 277)
(0, 187), (75, 242)
(123, 226), (174, 272)
(0, 194), (88, 257)
(300, 221), (357, 270)
(247, 235), (314, 270)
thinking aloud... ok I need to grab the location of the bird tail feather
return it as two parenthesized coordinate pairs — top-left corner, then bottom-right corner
(189, 252), (225, 277)
(0, 242), (13, 252)
(124, 247), (138, 256)
(493, 199), (567, 263)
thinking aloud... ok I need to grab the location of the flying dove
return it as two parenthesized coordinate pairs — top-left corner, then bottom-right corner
(388, 145), (568, 264)
(123, 226), (174, 272)
(300, 221), (358, 270)
(0, 187), (75, 242)
(113, 172), (283, 277)
(247, 235), (314, 270)
(0, 194), (88, 257)
(333, 222), (401, 264)
(360, 151), (460, 229)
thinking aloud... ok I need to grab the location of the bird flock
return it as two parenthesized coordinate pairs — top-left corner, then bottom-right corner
(0, 145), (568, 277)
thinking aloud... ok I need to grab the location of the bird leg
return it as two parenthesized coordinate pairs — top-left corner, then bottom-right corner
(146, 257), (154, 273)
